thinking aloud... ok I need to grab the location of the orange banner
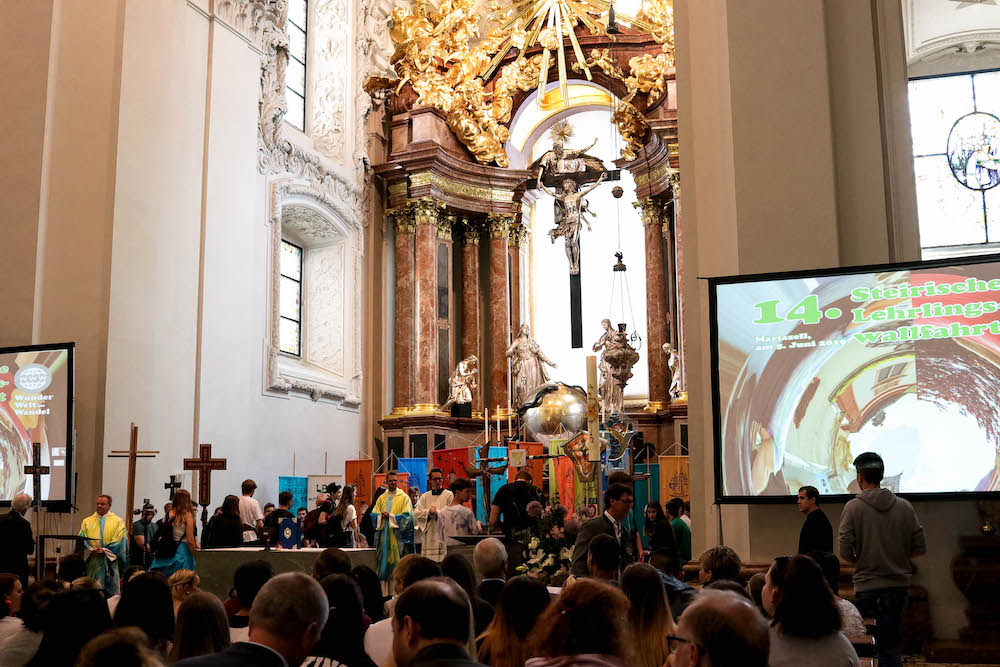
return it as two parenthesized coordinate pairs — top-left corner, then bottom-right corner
(548, 439), (576, 507)
(345, 459), (374, 509)
(658, 455), (690, 503)
(508, 442), (544, 493)
(374, 472), (410, 498)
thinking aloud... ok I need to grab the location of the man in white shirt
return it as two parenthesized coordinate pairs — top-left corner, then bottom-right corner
(238, 479), (265, 544)
(413, 468), (454, 562)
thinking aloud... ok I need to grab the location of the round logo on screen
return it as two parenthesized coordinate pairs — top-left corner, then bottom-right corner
(14, 364), (52, 393)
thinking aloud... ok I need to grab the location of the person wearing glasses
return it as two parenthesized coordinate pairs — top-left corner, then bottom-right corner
(665, 589), (769, 667)
(569, 483), (634, 577)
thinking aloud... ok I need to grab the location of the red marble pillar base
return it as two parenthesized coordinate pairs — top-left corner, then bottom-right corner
(412, 198), (443, 411)
(461, 221), (482, 415)
(488, 214), (512, 416)
(636, 199), (669, 410)
(392, 208), (415, 414)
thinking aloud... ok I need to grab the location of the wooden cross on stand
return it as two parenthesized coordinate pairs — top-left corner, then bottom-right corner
(163, 475), (182, 501)
(183, 444), (226, 531)
(23, 442), (49, 581)
(463, 442), (508, 527)
(107, 423), (159, 536)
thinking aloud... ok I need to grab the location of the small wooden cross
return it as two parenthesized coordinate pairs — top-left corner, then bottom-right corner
(183, 444), (227, 507)
(108, 423), (159, 536)
(463, 442), (508, 524)
(164, 475), (182, 501)
(23, 442), (49, 581)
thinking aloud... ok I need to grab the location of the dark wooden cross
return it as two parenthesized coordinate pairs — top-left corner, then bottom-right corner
(107, 423), (159, 536)
(164, 475), (182, 501)
(463, 442), (508, 526)
(23, 442), (49, 580)
(183, 444), (227, 507)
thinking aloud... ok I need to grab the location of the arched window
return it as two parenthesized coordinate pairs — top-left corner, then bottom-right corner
(279, 240), (304, 356)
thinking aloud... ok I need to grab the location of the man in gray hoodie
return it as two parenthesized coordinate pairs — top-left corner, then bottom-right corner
(839, 452), (926, 667)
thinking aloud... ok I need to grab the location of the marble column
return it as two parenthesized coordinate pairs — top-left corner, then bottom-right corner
(391, 207), (415, 414)
(412, 198), (444, 411)
(487, 213), (512, 416)
(635, 198), (669, 410)
(461, 220), (482, 414)
(669, 172), (686, 393)
(508, 221), (525, 337)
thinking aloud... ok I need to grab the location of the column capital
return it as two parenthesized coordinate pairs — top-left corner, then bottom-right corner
(437, 214), (456, 240)
(633, 198), (667, 226)
(487, 213), (514, 239)
(389, 206), (415, 234)
(461, 218), (480, 245)
(668, 171), (681, 201)
(411, 197), (445, 226)
(508, 221), (528, 247)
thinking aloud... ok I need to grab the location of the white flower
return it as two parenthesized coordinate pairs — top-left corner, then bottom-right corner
(559, 546), (573, 561)
(529, 537), (540, 550)
(542, 554), (555, 568)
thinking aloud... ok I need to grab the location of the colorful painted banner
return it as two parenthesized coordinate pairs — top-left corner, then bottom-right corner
(345, 459), (374, 509)
(307, 475), (343, 508)
(508, 442), (545, 492)
(431, 447), (471, 488)
(475, 446), (507, 523)
(278, 476), (308, 514)
(399, 458), (429, 494)
(548, 439), (576, 508)
(658, 455), (690, 504)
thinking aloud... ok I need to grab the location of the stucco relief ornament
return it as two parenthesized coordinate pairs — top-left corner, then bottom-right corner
(440, 355), (479, 410)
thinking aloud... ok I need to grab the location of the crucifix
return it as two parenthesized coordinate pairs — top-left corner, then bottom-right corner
(23, 442), (49, 581)
(164, 475), (182, 501)
(107, 423), (159, 536)
(183, 444), (227, 531)
(463, 442), (508, 526)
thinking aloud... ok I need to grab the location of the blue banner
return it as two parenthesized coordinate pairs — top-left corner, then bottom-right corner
(399, 458), (429, 494)
(475, 446), (507, 523)
(278, 476), (309, 514)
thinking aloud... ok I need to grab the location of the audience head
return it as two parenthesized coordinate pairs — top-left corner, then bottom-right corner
(12, 493), (30, 515)
(31, 588), (112, 665)
(169, 592), (230, 661)
(698, 546), (742, 584)
(313, 547), (352, 580)
(19, 580), (62, 632)
(341, 484), (355, 506)
(172, 489), (193, 518)
(250, 573), (329, 667)
(163, 502), (172, 516)
(763, 555), (840, 638)
(71, 577), (103, 592)
(315, 492), (328, 508)
(515, 469), (533, 483)
(796, 486), (820, 513)
(649, 548), (683, 580)
(587, 533), (620, 578)
(234, 559), (274, 610)
(704, 579), (753, 602)
(242, 479), (257, 496)
(747, 572), (768, 616)
(810, 551), (842, 598)
(326, 482), (342, 501)
(393, 579), (474, 667)
(644, 501), (668, 534)
(668, 590), (769, 667)
(58, 553), (87, 583)
(121, 565), (147, 590)
(440, 553), (479, 601)
(352, 565), (386, 622)
(607, 471), (634, 488)
(297, 507), (308, 520)
(622, 563), (675, 667)
(263, 503), (275, 516)
(449, 477), (475, 504)
(222, 494), (240, 518)
(313, 575), (368, 660)
(408, 486), (421, 504)
(77, 627), (161, 667)
(666, 498), (684, 521)
(853, 451), (885, 487)
(603, 483), (634, 521)
(113, 571), (175, 649)
(168, 569), (201, 603)
(527, 578), (632, 661)
(473, 537), (508, 579)
(477, 575), (550, 666)
(0, 574), (22, 618)
(395, 555), (443, 595)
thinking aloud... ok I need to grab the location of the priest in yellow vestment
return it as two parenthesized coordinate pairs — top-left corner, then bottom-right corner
(374, 471), (413, 581)
(79, 494), (128, 596)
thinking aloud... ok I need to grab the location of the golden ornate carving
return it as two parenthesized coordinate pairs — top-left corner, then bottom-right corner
(410, 171), (515, 203)
(438, 214), (456, 240)
(389, 181), (408, 196)
(613, 96), (649, 161)
(411, 197), (445, 225)
(573, 49), (651, 160)
(669, 170), (681, 201)
(462, 219), (480, 245)
(508, 220), (529, 247)
(487, 213), (513, 239)
(633, 198), (664, 227)
(634, 163), (672, 188)
(390, 205), (416, 234)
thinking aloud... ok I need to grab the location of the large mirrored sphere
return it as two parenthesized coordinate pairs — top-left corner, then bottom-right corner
(521, 382), (588, 441)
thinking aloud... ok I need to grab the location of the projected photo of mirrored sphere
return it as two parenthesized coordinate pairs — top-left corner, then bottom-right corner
(947, 112), (1000, 191)
(715, 263), (1000, 497)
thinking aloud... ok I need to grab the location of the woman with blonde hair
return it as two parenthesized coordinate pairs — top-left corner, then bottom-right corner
(525, 579), (634, 666)
(477, 576), (551, 667)
(620, 563), (675, 667)
(150, 489), (198, 576)
(167, 569), (201, 617)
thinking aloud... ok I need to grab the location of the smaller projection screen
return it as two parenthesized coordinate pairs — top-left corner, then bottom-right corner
(0, 343), (74, 510)
(710, 256), (1000, 502)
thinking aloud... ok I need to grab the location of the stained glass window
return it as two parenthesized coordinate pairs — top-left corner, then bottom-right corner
(910, 71), (1000, 255)
(279, 240), (303, 356)
(285, 0), (308, 131)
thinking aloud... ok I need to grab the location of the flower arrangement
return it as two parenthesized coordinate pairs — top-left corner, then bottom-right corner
(515, 499), (580, 584)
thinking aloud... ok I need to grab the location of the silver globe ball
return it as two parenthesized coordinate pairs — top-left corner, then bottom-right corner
(520, 382), (589, 442)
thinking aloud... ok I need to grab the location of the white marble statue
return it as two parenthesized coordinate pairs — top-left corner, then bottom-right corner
(506, 324), (558, 408)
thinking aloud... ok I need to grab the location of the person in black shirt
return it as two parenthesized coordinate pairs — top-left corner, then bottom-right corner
(489, 470), (541, 537)
(262, 491), (296, 546)
(206, 495), (244, 548)
(0, 493), (34, 587)
(796, 485), (833, 555)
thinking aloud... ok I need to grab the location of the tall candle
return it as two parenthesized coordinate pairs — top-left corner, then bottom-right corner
(507, 402), (512, 436)
(484, 408), (489, 444)
(496, 405), (500, 442)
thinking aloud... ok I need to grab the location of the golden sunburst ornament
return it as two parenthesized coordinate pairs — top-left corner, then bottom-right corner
(549, 120), (575, 144)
